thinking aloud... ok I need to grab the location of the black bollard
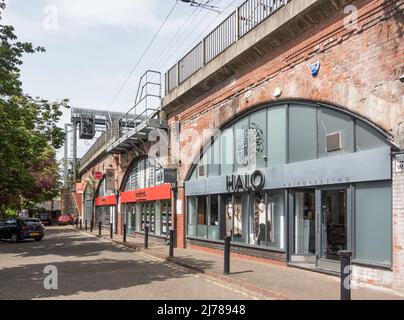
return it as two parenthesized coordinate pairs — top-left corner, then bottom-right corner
(169, 229), (175, 258)
(144, 226), (149, 249)
(90, 221), (93, 233)
(79, 219), (82, 230)
(123, 224), (127, 243)
(110, 223), (113, 239)
(76, 218), (78, 228)
(339, 250), (352, 300)
(98, 221), (102, 236)
(224, 236), (231, 275)
(85, 220), (87, 231)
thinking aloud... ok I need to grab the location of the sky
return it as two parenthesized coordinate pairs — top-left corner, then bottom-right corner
(2, 0), (245, 160)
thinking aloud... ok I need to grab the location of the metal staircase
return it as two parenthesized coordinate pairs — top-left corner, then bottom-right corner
(106, 70), (167, 153)
(78, 70), (167, 174)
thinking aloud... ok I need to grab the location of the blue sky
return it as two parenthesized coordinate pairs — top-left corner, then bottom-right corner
(2, 0), (244, 159)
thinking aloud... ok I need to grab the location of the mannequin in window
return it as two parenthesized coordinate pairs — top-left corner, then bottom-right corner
(233, 202), (242, 237)
(258, 198), (266, 244)
(225, 200), (233, 237)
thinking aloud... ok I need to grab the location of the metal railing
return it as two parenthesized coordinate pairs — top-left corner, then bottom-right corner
(204, 11), (238, 63)
(179, 42), (204, 84)
(165, 0), (290, 94)
(79, 122), (120, 168)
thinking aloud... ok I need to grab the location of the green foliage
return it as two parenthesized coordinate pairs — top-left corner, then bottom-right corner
(3, 207), (16, 218)
(0, 1), (69, 215)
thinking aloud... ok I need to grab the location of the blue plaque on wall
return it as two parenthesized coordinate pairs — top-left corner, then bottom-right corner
(310, 61), (321, 77)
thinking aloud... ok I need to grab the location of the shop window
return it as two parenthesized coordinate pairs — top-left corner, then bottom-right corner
(251, 192), (267, 246)
(208, 137), (220, 176)
(269, 191), (285, 250)
(355, 120), (387, 152)
(288, 105), (317, 163)
(234, 117), (250, 172)
(250, 191), (285, 249)
(294, 190), (316, 254)
(196, 196), (208, 238)
(224, 195), (233, 237)
(220, 128), (234, 175)
(318, 108), (354, 157)
(198, 150), (209, 178)
(188, 195), (221, 240)
(124, 204), (136, 235)
(161, 200), (172, 236)
(208, 195), (219, 240)
(135, 203), (141, 232)
(232, 194), (248, 244)
(155, 201), (162, 236)
(249, 109), (267, 170)
(267, 106), (286, 166)
(187, 197), (197, 236)
(355, 181), (392, 266)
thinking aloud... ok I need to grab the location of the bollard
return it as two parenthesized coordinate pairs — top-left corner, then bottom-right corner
(90, 221), (93, 233)
(85, 220), (87, 231)
(123, 224), (127, 243)
(110, 223), (113, 239)
(339, 250), (352, 300)
(144, 226), (149, 249)
(98, 221), (102, 236)
(76, 218), (78, 228)
(224, 236), (231, 275)
(169, 229), (175, 258)
(79, 219), (82, 230)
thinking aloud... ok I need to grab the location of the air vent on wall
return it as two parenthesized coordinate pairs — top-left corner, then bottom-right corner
(326, 132), (342, 152)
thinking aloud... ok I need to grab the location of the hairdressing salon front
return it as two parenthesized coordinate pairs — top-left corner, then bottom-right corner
(184, 102), (395, 275)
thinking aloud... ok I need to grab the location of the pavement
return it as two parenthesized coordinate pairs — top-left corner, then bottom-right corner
(1, 225), (403, 300)
(0, 226), (262, 300)
(83, 226), (404, 300)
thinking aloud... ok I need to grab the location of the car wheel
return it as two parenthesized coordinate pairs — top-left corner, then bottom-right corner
(11, 233), (19, 243)
(34, 237), (43, 241)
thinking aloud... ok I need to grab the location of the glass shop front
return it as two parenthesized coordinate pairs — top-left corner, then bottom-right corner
(94, 177), (117, 231)
(121, 157), (172, 238)
(185, 102), (393, 272)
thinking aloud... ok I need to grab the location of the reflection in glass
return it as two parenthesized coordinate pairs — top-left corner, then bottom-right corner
(294, 191), (316, 254)
(252, 192), (266, 246)
(321, 189), (347, 260)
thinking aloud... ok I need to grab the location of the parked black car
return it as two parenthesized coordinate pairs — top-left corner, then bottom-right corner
(39, 214), (52, 226)
(0, 218), (45, 243)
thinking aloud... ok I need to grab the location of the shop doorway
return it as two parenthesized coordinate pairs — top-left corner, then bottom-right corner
(289, 187), (349, 273)
(317, 188), (348, 271)
(290, 189), (316, 266)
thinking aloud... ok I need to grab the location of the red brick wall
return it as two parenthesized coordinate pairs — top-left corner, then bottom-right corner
(166, 0), (404, 293)
(175, 187), (186, 248)
(169, 0), (403, 184)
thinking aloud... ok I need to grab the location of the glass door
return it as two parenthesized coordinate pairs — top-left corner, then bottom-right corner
(320, 189), (348, 261)
(293, 190), (316, 255)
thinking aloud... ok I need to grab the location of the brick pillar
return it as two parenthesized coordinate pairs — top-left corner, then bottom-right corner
(393, 162), (404, 294)
(117, 203), (122, 235)
(175, 187), (186, 248)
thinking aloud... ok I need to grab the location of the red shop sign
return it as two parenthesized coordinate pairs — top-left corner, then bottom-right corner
(121, 184), (171, 203)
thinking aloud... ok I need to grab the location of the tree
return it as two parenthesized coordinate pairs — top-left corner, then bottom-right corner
(0, 0), (69, 216)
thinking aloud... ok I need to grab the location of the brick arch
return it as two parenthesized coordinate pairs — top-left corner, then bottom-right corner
(93, 174), (107, 198)
(182, 99), (396, 182)
(118, 155), (164, 192)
